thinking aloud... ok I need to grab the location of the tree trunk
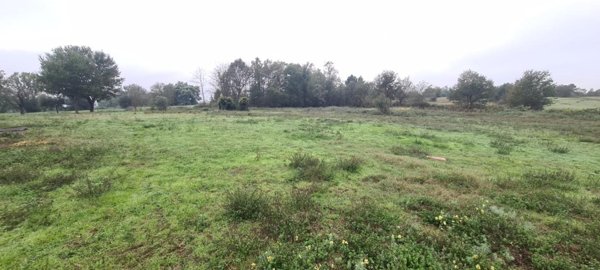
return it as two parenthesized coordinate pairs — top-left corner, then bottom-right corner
(87, 97), (95, 112)
(19, 106), (25, 115)
(55, 104), (59, 114)
(73, 96), (79, 114)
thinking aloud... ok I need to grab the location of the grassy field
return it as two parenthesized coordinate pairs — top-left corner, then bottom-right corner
(546, 97), (600, 110)
(1, 106), (599, 269)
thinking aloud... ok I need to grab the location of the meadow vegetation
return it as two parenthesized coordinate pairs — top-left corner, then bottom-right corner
(0, 105), (599, 269)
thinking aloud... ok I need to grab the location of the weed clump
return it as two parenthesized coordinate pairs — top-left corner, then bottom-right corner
(0, 164), (38, 185)
(224, 187), (270, 221)
(288, 152), (334, 182)
(549, 145), (570, 154)
(337, 156), (363, 173)
(72, 175), (113, 197)
(522, 169), (576, 190)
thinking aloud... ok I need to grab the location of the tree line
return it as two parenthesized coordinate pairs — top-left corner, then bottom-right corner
(1, 46), (599, 114)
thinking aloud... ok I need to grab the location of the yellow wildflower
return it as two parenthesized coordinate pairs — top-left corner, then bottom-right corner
(267, 256), (274, 262)
(476, 264), (481, 270)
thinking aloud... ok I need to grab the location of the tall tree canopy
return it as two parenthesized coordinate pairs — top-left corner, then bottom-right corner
(4, 72), (41, 114)
(38, 46), (123, 113)
(449, 70), (494, 109)
(508, 70), (555, 110)
(374, 71), (409, 104)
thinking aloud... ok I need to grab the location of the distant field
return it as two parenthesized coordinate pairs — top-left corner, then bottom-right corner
(546, 97), (600, 110)
(1, 107), (599, 269)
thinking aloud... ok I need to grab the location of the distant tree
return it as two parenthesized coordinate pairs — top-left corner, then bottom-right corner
(492, 83), (513, 103)
(553, 84), (585, 97)
(508, 70), (555, 110)
(118, 95), (132, 109)
(238, 97), (249, 111)
(374, 71), (409, 105)
(153, 96), (168, 111)
(343, 75), (372, 107)
(422, 86), (443, 101)
(122, 84), (148, 111)
(5, 72), (41, 114)
(0, 69), (10, 112)
(173, 81), (200, 105)
(191, 68), (208, 105)
(449, 70), (494, 109)
(38, 46), (123, 113)
(587, 89), (600, 96)
(38, 93), (64, 113)
(220, 59), (251, 102)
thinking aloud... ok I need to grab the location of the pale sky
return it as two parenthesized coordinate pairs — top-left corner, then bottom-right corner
(1, 0), (599, 90)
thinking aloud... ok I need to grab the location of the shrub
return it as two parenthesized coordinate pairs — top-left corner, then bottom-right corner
(218, 96), (236, 110)
(293, 161), (334, 182)
(0, 164), (38, 185)
(72, 175), (113, 197)
(288, 152), (320, 169)
(490, 139), (513, 155)
(549, 145), (570, 154)
(153, 96), (168, 111)
(224, 187), (270, 221)
(238, 97), (249, 111)
(337, 156), (363, 173)
(522, 169), (576, 190)
(374, 95), (392, 115)
(288, 152), (334, 182)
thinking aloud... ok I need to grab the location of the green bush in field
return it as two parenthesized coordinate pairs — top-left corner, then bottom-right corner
(153, 96), (169, 111)
(0, 164), (38, 185)
(218, 96), (236, 110)
(72, 175), (113, 197)
(337, 156), (364, 173)
(288, 152), (334, 182)
(224, 187), (270, 221)
(238, 97), (249, 111)
(374, 95), (392, 115)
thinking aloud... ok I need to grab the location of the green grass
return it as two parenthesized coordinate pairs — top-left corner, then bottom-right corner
(546, 97), (600, 110)
(0, 106), (599, 269)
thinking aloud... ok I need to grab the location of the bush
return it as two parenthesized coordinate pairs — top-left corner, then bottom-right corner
(238, 97), (249, 111)
(224, 187), (270, 221)
(374, 95), (392, 115)
(218, 97), (236, 110)
(288, 152), (321, 169)
(0, 164), (39, 185)
(490, 139), (514, 155)
(153, 96), (168, 111)
(549, 145), (570, 154)
(337, 156), (363, 173)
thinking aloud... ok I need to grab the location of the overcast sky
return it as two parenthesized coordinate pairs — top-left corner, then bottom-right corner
(1, 0), (599, 90)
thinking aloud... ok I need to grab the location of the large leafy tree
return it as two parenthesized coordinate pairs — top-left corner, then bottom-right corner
(122, 84), (149, 112)
(449, 70), (494, 109)
(215, 59), (251, 103)
(38, 46), (123, 113)
(508, 70), (555, 110)
(374, 71), (409, 105)
(4, 72), (41, 114)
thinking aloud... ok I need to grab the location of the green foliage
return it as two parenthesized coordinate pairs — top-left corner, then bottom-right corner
(224, 187), (270, 221)
(549, 145), (570, 154)
(374, 95), (392, 114)
(38, 45), (123, 112)
(337, 156), (363, 173)
(508, 70), (555, 110)
(238, 96), (249, 111)
(218, 96), (236, 110)
(288, 152), (333, 182)
(72, 175), (113, 197)
(153, 96), (168, 111)
(449, 70), (494, 109)
(0, 164), (38, 185)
